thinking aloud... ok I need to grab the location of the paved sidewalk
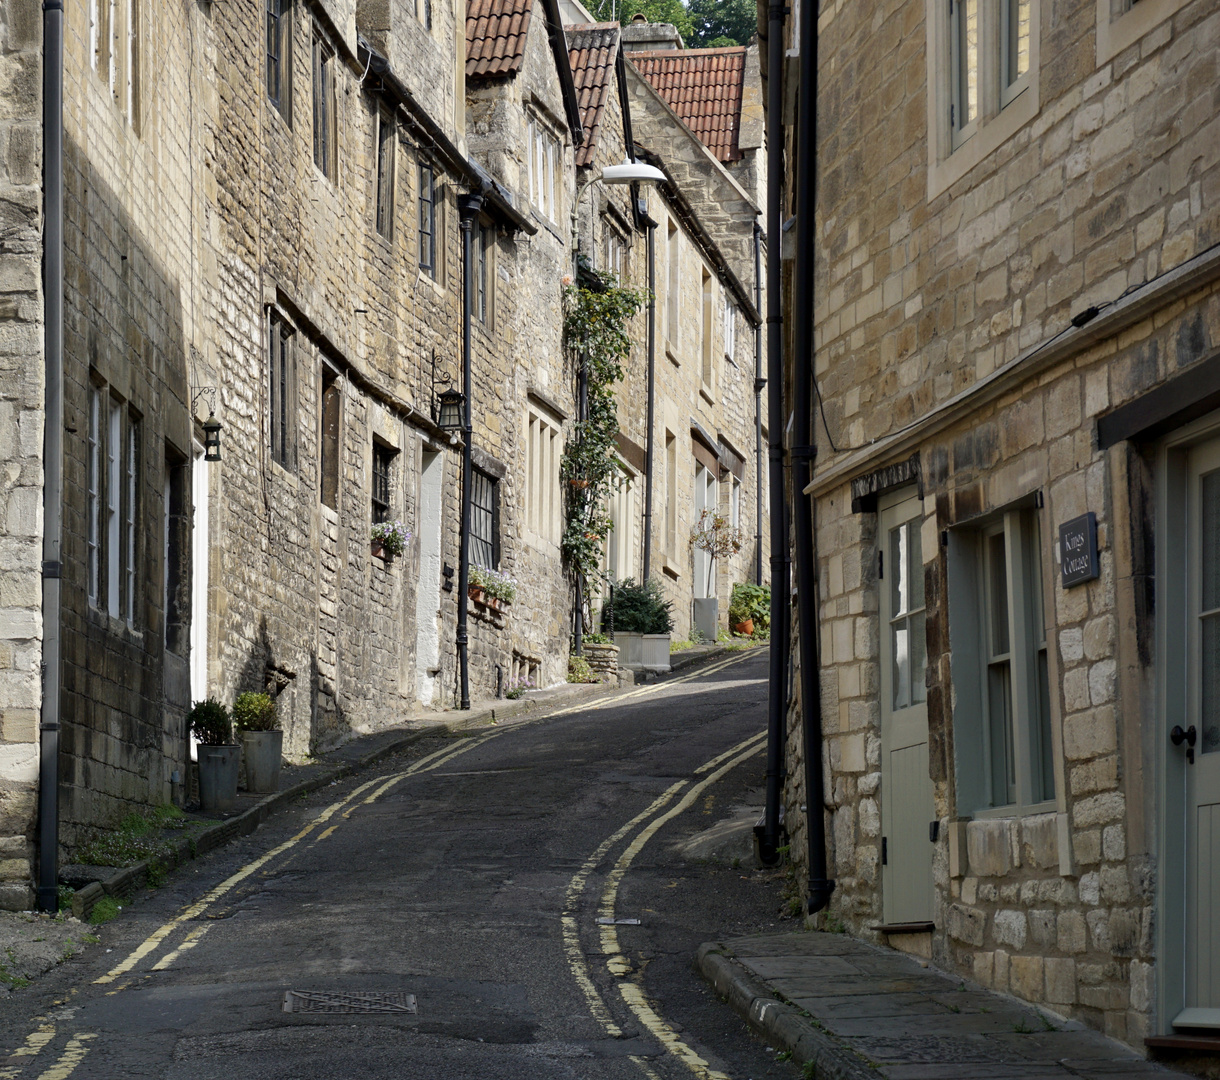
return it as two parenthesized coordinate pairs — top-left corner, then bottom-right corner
(698, 932), (1188, 1079)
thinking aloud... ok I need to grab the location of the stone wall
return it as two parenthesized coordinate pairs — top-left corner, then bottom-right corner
(788, 0), (1220, 1050)
(0, 0), (45, 909)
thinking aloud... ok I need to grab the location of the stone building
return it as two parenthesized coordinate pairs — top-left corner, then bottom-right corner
(619, 41), (767, 640)
(774, 0), (1220, 1060)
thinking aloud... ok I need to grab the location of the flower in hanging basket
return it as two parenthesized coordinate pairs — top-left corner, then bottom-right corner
(371, 520), (412, 558)
(569, 478), (590, 489)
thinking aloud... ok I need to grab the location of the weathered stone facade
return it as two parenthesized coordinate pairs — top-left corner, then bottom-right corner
(778, 0), (1220, 1055)
(0, 0), (45, 910)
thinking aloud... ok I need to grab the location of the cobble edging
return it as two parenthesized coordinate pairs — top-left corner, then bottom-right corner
(695, 942), (881, 1080)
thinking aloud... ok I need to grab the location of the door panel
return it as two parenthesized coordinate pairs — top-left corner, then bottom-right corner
(1178, 440), (1220, 1027)
(879, 492), (935, 925)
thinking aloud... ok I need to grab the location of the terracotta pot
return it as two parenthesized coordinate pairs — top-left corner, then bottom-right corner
(732, 619), (754, 636)
(371, 540), (386, 559)
(468, 586), (485, 604)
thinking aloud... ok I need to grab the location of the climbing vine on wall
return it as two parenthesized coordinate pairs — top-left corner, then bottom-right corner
(560, 265), (648, 579)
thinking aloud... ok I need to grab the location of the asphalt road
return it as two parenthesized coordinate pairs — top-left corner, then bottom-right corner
(0, 648), (802, 1080)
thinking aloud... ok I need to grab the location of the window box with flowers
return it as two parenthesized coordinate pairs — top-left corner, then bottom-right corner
(469, 565), (517, 612)
(371, 520), (411, 559)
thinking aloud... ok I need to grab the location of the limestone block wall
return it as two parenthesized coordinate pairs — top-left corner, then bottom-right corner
(788, 0), (1220, 1050)
(0, 0), (45, 910)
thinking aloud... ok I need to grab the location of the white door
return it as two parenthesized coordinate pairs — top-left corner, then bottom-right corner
(879, 491), (934, 925)
(415, 450), (444, 705)
(1178, 438), (1220, 1029)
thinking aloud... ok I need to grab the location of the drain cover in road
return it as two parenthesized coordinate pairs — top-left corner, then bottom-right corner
(282, 990), (418, 1014)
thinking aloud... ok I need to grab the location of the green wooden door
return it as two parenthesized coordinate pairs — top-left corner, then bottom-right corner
(879, 492), (935, 925)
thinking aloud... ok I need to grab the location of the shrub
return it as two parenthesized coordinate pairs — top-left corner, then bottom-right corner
(729, 582), (771, 631)
(567, 655), (598, 683)
(188, 698), (232, 745)
(600, 578), (674, 635)
(232, 691), (278, 732)
(583, 632), (611, 645)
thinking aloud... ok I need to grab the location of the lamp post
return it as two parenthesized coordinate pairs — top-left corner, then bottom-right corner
(569, 160), (665, 656)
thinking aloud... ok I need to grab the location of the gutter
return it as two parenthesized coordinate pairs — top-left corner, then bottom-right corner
(756, 0), (787, 869)
(38, 0), (65, 912)
(359, 38), (536, 236)
(790, 0), (834, 914)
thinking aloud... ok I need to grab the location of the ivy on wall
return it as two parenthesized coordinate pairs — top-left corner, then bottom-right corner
(560, 266), (648, 579)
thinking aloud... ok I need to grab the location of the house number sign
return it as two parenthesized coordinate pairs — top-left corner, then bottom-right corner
(1059, 512), (1099, 588)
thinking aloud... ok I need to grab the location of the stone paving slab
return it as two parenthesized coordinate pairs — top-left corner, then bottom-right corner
(697, 932), (1193, 1080)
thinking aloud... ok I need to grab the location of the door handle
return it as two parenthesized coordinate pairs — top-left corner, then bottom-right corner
(1171, 724), (1197, 764)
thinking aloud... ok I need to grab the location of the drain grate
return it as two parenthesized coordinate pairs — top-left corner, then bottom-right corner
(282, 990), (418, 1014)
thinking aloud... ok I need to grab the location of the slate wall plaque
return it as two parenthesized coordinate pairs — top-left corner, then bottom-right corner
(1059, 512), (1099, 588)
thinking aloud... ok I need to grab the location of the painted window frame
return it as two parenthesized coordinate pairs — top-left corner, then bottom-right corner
(526, 112), (562, 224)
(948, 504), (1056, 818)
(525, 405), (563, 546)
(925, 0), (1041, 200)
(1096, 0), (1193, 65)
(88, 380), (140, 625)
(312, 27), (337, 181)
(418, 160), (439, 280)
(90, 0), (140, 128)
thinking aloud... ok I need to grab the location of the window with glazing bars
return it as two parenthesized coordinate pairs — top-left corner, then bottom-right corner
(474, 219), (492, 325)
(419, 162), (437, 278)
(269, 312), (295, 469)
(470, 468), (498, 569)
(375, 111), (395, 237)
(266, 0), (292, 122)
(312, 30), (336, 179)
(88, 382), (139, 623)
(371, 442), (394, 524)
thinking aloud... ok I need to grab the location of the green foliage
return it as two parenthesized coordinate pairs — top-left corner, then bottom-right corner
(561, 269), (648, 579)
(76, 804), (193, 895)
(687, 0), (757, 46)
(567, 655), (598, 683)
(88, 897), (120, 925)
(585, 0), (694, 40)
(600, 578), (674, 634)
(729, 582), (771, 629)
(583, 632), (611, 645)
(188, 698), (232, 745)
(233, 691), (278, 733)
(470, 565), (518, 603)
(0, 947), (29, 988)
(58, 885), (75, 912)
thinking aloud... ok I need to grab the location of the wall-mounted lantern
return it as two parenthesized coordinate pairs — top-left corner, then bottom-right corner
(192, 386), (222, 462)
(436, 387), (465, 432)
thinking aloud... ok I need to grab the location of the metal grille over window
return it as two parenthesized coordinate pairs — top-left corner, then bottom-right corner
(470, 469), (498, 569)
(371, 444), (394, 525)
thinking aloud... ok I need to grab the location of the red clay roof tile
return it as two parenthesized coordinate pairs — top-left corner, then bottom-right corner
(566, 23), (619, 167)
(466, 0), (534, 79)
(629, 47), (748, 163)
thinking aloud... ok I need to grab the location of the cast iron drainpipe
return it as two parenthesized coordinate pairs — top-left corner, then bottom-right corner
(757, 0), (788, 869)
(753, 220), (765, 587)
(37, 0), (65, 913)
(640, 210), (657, 582)
(456, 192), (485, 710)
(791, 0), (834, 915)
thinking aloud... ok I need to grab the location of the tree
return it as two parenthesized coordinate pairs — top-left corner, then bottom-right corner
(585, 0), (695, 42)
(686, 0), (756, 47)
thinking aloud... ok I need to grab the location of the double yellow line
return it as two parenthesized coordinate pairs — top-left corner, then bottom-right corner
(562, 721), (768, 1080)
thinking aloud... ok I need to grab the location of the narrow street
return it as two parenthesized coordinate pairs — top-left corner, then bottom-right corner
(0, 650), (800, 1080)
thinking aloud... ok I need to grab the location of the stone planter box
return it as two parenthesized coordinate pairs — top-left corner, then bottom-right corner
(642, 634), (671, 673)
(198, 744), (240, 813)
(241, 729), (283, 794)
(613, 631), (644, 670)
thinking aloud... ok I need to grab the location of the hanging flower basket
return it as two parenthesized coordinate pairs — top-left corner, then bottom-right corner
(370, 540), (386, 559)
(371, 520), (412, 558)
(468, 585), (486, 605)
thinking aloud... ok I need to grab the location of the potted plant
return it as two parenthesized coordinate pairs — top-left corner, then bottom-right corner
(690, 508), (743, 639)
(729, 582), (770, 637)
(189, 698), (239, 813)
(233, 691), (282, 794)
(470, 566), (517, 610)
(371, 520), (411, 559)
(602, 579), (673, 673)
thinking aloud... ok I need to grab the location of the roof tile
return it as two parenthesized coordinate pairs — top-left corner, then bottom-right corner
(566, 23), (619, 167)
(466, 0), (534, 79)
(629, 47), (748, 163)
